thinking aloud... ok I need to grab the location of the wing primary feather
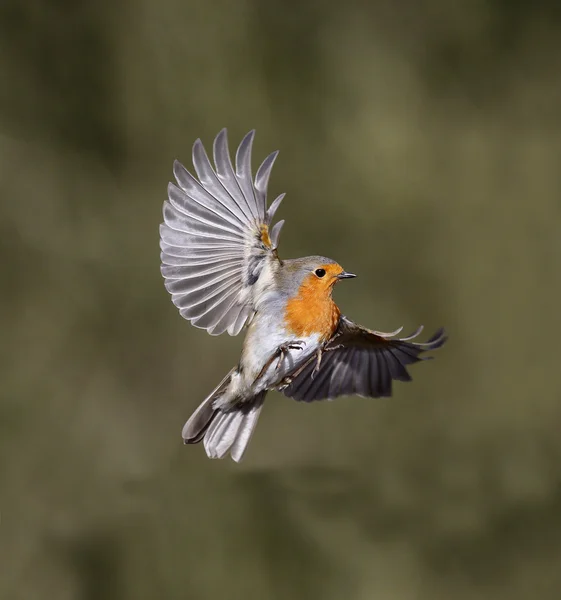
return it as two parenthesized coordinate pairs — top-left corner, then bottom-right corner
(378, 351), (393, 397)
(269, 220), (285, 249)
(389, 346), (422, 366)
(400, 326), (424, 341)
(159, 242), (241, 259)
(266, 193), (285, 223)
(355, 349), (371, 397)
(179, 289), (238, 324)
(161, 260), (241, 279)
(161, 254), (242, 270)
(193, 137), (255, 223)
(254, 151), (279, 218)
(160, 262), (241, 281)
(163, 265), (242, 292)
(180, 287), (240, 322)
(229, 305), (253, 336)
(304, 352), (335, 400)
(212, 129), (256, 222)
(160, 252), (242, 268)
(171, 278), (240, 310)
(191, 292), (241, 330)
(369, 351), (381, 397)
(167, 183), (244, 234)
(384, 349), (412, 382)
(161, 129), (287, 336)
(159, 224), (242, 250)
(288, 363), (314, 400)
(206, 302), (246, 336)
(235, 130), (261, 221)
(349, 348), (364, 396)
(161, 255), (242, 277)
(328, 352), (350, 398)
(173, 160), (247, 227)
(372, 326), (404, 338)
(163, 203), (244, 243)
(421, 328), (448, 349)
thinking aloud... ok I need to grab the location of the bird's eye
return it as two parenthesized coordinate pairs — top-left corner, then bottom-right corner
(315, 268), (326, 278)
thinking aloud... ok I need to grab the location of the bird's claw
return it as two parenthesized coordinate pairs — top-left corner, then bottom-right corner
(311, 348), (323, 379)
(325, 343), (344, 352)
(279, 346), (324, 387)
(286, 340), (306, 352)
(277, 377), (292, 391)
(256, 341), (307, 383)
(275, 340), (305, 371)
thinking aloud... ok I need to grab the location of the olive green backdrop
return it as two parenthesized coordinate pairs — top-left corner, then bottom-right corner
(2, 1), (561, 598)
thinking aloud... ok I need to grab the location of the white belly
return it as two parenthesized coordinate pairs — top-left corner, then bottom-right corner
(240, 311), (321, 391)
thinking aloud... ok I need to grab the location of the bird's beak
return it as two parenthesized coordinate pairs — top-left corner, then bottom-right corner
(337, 271), (357, 280)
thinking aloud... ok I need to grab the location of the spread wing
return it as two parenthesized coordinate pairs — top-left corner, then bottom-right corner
(160, 129), (286, 335)
(280, 317), (447, 401)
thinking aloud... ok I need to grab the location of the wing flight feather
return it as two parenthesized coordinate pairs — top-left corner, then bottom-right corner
(160, 129), (284, 336)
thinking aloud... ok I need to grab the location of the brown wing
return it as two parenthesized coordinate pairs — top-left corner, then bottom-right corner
(279, 316), (447, 402)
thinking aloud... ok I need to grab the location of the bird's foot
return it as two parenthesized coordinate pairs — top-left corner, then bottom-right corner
(310, 348), (323, 379)
(325, 343), (344, 352)
(274, 340), (305, 372)
(255, 340), (305, 383)
(277, 377), (292, 391)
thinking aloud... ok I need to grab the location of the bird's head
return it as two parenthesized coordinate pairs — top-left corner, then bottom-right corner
(290, 256), (356, 298)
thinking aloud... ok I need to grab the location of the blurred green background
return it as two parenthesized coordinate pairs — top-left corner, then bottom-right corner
(2, 0), (561, 598)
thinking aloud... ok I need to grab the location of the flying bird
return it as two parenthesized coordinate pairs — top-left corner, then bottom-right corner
(160, 130), (447, 462)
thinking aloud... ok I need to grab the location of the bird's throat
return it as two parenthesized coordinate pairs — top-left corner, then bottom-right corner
(284, 285), (341, 341)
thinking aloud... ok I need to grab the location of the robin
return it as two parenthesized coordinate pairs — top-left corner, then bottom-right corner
(160, 129), (447, 462)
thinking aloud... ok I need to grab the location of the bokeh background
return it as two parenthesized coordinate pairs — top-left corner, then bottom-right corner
(2, 0), (561, 598)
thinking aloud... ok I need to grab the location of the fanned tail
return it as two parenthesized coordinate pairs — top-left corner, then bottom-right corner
(181, 369), (266, 462)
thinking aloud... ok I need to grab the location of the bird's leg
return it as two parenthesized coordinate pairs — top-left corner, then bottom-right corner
(277, 355), (311, 389)
(323, 328), (344, 352)
(323, 330), (345, 354)
(255, 340), (305, 383)
(275, 340), (305, 372)
(280, 343), (324, 388)
(309, 342), (345, 381)
(310, 348), (324, 379)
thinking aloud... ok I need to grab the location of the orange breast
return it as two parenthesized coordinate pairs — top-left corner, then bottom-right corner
(284, 278), (341, 341)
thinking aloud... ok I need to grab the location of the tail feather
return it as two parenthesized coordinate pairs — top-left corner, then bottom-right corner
(230, 401), (264, 462)
(182, 369), (266, 462)
(182, 368), (235, 443)
(205, 410), (244, 459)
